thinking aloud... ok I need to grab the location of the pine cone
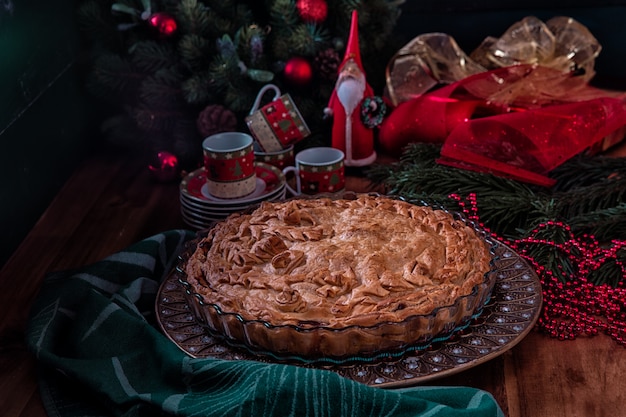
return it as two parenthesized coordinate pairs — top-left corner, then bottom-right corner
(196, 104), (238, 138)
(314, 48), (340, 82)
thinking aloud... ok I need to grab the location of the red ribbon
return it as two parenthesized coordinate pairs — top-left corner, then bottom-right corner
(378, 65), (626, 187)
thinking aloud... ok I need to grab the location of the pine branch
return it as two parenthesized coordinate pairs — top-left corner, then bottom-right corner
(550, 154), (626, 191)
(371, 144), (541, 198)
(178, 34), (212, 71)
(235, 24), (268, 67)
(176, 0), (212, 37)
(554, 176), (626, 220)
(517, 223), (580, 281)
(289, 24), (331, 57)
(476, 194), (553, 238)
(588, 253), (626, 286)
(208, 53), (241, 92)
(269, 0), (300, 29)
(139, 68), (186, 109)
(567, 204), (626, 241)
(223, 80), (257, 113)
(367, 144), (554, 238)
(181, 71), (218, 104)
(130, 41), (178, 72)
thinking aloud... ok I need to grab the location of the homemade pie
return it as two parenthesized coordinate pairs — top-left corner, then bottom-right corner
(181, 194), (495, 360)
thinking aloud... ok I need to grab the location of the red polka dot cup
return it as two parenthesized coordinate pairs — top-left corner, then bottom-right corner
(282, 147), (345, 196)
(203, 132), (256, 199)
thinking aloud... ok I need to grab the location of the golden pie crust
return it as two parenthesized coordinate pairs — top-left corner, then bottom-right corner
(182, 194), (494, 360)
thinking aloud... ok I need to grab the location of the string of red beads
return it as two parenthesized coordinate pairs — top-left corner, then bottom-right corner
(450, 193), (626, 346)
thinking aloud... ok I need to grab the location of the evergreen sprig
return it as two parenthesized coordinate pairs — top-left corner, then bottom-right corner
(366, 142), (626, 285)
(130, 41), (177, 71)
(566, 204), (626, 242)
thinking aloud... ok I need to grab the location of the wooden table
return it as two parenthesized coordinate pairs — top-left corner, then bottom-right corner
(1, 146), (625, 417)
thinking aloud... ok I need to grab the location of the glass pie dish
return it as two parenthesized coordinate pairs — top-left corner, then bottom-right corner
(177, 193), (498, 364)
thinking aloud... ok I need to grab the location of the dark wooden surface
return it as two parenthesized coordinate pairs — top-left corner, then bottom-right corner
(2, 146), (626, 417)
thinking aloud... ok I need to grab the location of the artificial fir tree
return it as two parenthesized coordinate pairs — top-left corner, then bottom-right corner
(76, 0), (403, 167)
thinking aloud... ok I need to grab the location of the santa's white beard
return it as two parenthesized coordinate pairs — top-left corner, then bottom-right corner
(336, 76), (365, 163)
(337, 77), (366, 116)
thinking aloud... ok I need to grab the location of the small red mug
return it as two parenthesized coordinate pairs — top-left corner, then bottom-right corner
(202, 132), (256, 199)
(282, 147), (345, 196)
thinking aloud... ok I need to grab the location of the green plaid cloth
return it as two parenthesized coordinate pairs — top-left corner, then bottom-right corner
(26, 230), (504, 417)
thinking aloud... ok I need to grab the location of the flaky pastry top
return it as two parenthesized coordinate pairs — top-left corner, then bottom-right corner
(184, 195), (492, 328)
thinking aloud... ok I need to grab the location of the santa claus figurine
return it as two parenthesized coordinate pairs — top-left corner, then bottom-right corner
(324, 10), (377, 166)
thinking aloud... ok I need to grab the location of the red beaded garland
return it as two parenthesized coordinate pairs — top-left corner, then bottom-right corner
(450, 193), (626, 346)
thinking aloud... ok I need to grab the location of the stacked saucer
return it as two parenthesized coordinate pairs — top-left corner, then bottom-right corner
(180, 162), (287, 230)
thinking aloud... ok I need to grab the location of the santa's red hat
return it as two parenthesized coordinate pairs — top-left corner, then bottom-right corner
(339, 10), (364, 73)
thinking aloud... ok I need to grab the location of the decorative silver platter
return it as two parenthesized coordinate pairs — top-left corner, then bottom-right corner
(156, 242), (542, 388)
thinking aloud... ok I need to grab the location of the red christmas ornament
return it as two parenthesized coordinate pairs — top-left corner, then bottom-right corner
(148, 151), (180, 182)
(296, 0), (328, 23)
(148, 12), (177, 37)
(283, 57), (313, 87)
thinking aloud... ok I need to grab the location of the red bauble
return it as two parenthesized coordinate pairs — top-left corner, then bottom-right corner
(284, 57), (313, 87)
(296, 0), (328, 23)
(148, 151), (180, 182)
(148, 12), (177, 37)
